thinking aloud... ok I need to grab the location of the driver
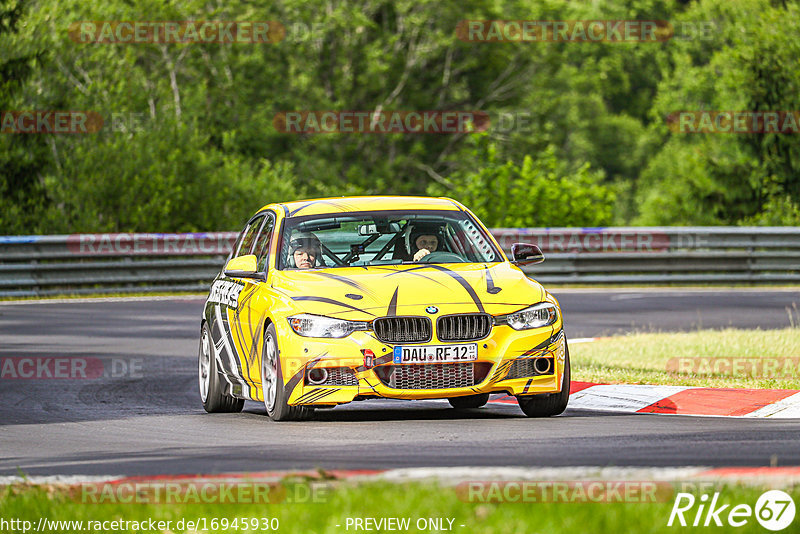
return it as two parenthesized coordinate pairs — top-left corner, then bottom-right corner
(408, 223), (442, 262)
(413, 233), (439, 261)
(289, 232), (322, 269)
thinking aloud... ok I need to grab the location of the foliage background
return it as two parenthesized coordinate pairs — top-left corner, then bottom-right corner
(1, 0), (798, 233)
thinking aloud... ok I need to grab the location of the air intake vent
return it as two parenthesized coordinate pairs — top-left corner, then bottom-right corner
(505, 357), (555, 380)
(437, 314), (492, 342)
(376, 362), (492, 390)
(373, 316), (432, 343)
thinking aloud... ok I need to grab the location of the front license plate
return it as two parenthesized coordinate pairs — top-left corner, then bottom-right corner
(393, 343), (478, 364)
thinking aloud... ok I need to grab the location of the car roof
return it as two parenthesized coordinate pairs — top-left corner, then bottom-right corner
(261, 196), (463, 218)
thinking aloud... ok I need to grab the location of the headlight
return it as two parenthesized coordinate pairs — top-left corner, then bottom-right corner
(287, 314), (369, 338)
(496, 302), (558, 330)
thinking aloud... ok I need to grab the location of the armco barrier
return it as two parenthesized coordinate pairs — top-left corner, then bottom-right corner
(0, 227), (798, 297)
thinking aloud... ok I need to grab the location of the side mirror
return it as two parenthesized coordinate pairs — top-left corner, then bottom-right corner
(510, 243), (545, 266)
(224, 254), (264, 280)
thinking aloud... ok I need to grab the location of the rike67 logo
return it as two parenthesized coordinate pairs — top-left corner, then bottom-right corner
(668, 490), (795, 531)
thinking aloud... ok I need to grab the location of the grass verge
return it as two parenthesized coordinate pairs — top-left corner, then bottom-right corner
(570, 327), (800, 389)
(1, 480), (797, 533)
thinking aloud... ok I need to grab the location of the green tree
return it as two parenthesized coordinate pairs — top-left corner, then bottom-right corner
(0, 0), (51, 233)
(635, 0), (800, 225)
(429, 136), (615, 227)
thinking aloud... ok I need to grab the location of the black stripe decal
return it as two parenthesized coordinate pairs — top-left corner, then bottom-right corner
(284, 353), (326, 398)
(231, 288), (259, 385)
(520, 328), (563, 356)
(288, 200), (353, 217)
(287, 202), (314, 217)
(520, 349), (547, 358)
(307, 271), (371, 294)
(485, 265), (502, 294)
(299, 388), (339, 404)
(420, 265), (485, 313)
(284, 368), (305, 398)
(219, 304), (246, 380)
(489, 361), (512, 383)
(302, 387), (340, 404)
(295, 387), (325, 404)
(387, 287), (399, 316)
(290, 296), (376, 316)
(301, 388), (332, 404)
(522, 378), (534, 394)
(382, 266), (449, 287)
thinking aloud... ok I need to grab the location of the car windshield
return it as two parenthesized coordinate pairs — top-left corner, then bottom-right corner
(278, 209), (502, 270)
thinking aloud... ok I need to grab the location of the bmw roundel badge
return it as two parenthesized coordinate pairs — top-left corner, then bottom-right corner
(425, 306), (438, 314)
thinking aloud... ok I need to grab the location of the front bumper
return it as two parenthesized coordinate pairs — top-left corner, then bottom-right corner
(276, 319), (567, 406)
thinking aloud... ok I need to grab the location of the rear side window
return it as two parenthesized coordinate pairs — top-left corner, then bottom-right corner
(253, 214), (276, 271)
(234, 215), (265, 258)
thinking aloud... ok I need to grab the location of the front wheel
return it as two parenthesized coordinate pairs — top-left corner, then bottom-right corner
(262, 323), (313, 422)
(516, 338), (571, 418)
(199, 323), (244, 413)
(448, 393), (490, 410)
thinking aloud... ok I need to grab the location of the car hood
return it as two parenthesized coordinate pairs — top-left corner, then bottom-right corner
(270, 262), (547, 320)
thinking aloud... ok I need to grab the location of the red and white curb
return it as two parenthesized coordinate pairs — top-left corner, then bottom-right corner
(4, 466), (800, 487)
(557, 336), (800, 417)
(492, 382), (800, 418)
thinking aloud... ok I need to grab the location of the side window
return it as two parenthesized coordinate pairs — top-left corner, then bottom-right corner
(229, 228), (247, 261)
(253, 214), (275, 271)
(234, 215), (265, 258)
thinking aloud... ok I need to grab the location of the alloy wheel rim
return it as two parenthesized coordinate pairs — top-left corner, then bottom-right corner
(263, 334), (278, 412)
(199, 329), (211, 403)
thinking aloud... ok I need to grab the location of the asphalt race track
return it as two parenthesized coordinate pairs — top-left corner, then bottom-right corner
(1, 289), (798, 477)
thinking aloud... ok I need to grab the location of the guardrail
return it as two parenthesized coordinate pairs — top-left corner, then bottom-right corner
(0, 227), (798, 297)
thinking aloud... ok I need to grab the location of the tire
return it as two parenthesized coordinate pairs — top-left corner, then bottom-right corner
(262, 323), (313, 422)
(448, 393), (490, 410)
(199, 323), (244, 413)
(516, 338), (571, 418)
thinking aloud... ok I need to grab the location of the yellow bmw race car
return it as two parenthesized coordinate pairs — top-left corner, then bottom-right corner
(198, 196), (569, 421)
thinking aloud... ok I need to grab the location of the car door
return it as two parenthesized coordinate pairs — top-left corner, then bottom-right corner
(209, 214), (265, 398)
(229, 212), (276, 399)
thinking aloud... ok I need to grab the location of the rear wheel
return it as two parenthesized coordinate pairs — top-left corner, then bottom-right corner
(516, 338), (571, 418)
(262, 323), (313, 421)
(448, 393), (490, 410)
(199, 323), (244, 413)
